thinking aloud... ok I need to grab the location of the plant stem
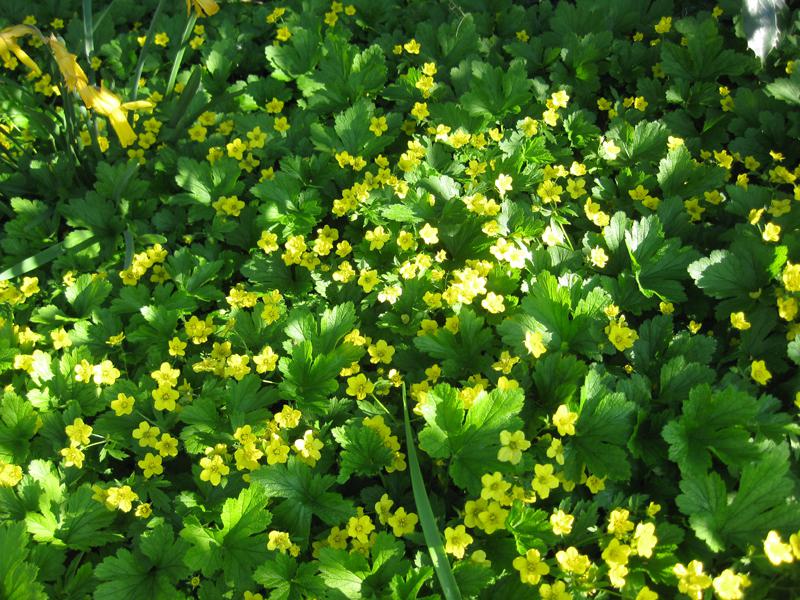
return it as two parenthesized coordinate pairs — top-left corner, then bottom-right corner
(131, 0), (167, 100)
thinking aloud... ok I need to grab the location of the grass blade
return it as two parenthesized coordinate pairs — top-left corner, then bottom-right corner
(401, 385), (462, 600)
(0, 233), (98, 281)
(131, 0), (166, 100)
(165, 12), (198, 97)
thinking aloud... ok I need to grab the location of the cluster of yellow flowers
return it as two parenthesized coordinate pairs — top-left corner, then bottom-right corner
(119, 243), (168, 286)
(0, 275), (39, 305)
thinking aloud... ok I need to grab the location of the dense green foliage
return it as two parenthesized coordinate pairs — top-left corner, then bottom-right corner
(1, 0), (800, 598)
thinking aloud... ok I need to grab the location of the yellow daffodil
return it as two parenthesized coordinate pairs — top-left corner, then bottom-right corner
(0, 25), (41, 74)
(80, 86), (153, 147)
(186, 0), (220, 17)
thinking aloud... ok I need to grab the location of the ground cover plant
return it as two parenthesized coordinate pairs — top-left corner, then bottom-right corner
(1, 0), (800, 597)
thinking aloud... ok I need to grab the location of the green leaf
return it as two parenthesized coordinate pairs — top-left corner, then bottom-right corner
(302, 37), (387, 111)
(64, 273), (113, 318)
(498, 272), (610, 359)
(460, 59), (532, 119)
(250, 458), (353, 543)
(662, 384), (763, 476)
(26, 484), (116, 551)
(414, 307), (492, 377)
(180, 487), (272, 587)
(564, 368), (636, 482)
(418, 385), (524, 494)
(0, 390), (39, 461)
(318, 547), (369, 598)
(688, 238), (782, 301)
(0, 522), (47, 600)
(505, 502), (558, 554)
(614, 120), (669, 165)
(676, 443), (800, 551)
(251, 171), (322, 236)
(96, 521), (189, 600)
(766, 69), (800, 105)
(657, 146), (726, 199)
(253, 553), (325, 600)
(265, 27), (322, 79)
(658, 356), (715, 404)
(625, 215), (699, 302)
(332, 422), (394, 483)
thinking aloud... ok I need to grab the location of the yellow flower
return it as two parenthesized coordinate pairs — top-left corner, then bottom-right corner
(106, 485), (138, 512)
(92, 360), (121, 386)
(265, 437), (290, 465)
(495, 173), (513, 197)
(524, 330), (547, 358)
(81, 86), (153, 147)
(764, 530), (794, 565)
(60, 446), (85, 468)
(782, 261), (800, 292)
(273, 116), (290, 133)
(132, 421), (160, 447)
(590, 246), (609, 268)
(267, 530), (292, 553)
(50, 328), (72, 350)
(387, 507), (418, 537)
(154, 32), (169, 46)
(605, 316), (638, 351)
(347, 515), (375, 543)
(403, 39), (421, 54)
(346, 373), (374, 399)
(110, 393), (135, 416)
(411, 102), (429, 120)
(762, 222), (781, 242)
(633, 522), (657, 557)
(293, 429), (324, 465)
(512, 549), (550, 585)
(276, 27), (292, 42)
(444, 524), (472, 559)
(602, 138), (621, 159)
(168, 337), (187, 357)
(550, 90), (569, 109)
(673, 561), (712, 600)
(274, 405), (302, 429)
(556, 546), (591, 575)
(481, 292), (505, 314)
(369, 115), (388, 136)
(497, 430), (530, 465)
(655, 16), (672, 34)
(418, 223), (439, 245)
(531, 463), (559, 499)
(138, 452), (163, 478)
(186, 0), (220, 17)
(550, 509), (574, 535)
(0, 460), (24, 487)
(553, 405), (578, 436)
(712, 569), (750, 600)
(750, 359), (772, 386)
(47, 35), (88, 93)
(729, 311), (751, 331)
(367, 340), (395, 364)
(608, 508), (634, 537)
(0, 25), (41, 74)
(199, 454), (229, 486)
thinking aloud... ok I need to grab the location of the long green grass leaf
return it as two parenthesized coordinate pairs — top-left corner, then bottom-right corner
(402, 385), (462, 600)
(131, 0), (166, 100)
(165, 12), (198, 97)
(0, 233), (98, 281)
